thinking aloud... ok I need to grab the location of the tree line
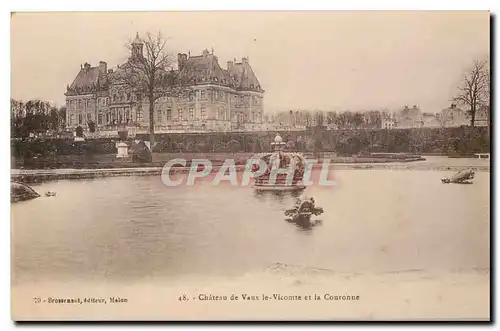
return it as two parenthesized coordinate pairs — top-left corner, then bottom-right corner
(11, 126), (490, 161)
(11, 99), (67, 138)
(268, 109), (386, 129)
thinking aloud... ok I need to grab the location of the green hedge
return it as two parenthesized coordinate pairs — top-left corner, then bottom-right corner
(11, 126), (490, 158)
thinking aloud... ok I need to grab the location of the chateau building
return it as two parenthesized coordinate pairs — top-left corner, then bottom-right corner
(65, 34), (265, 132)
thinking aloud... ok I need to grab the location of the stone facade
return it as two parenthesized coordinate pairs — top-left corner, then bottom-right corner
(65, 35), (264, 132)
(467, 106), (489, 127)
(440, 103), (468, 127)
(381, 112), (396, 129)
(65, 61), (110, 128)
(421, 113), (441, 128)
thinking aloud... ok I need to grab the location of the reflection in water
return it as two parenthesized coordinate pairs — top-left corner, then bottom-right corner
(253, 189), (303, 200)
(11, 169), (490, 284)
(285, 217), (323, 231)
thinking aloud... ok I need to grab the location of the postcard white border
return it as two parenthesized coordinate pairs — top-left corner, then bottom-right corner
(2, 0), (498, 330)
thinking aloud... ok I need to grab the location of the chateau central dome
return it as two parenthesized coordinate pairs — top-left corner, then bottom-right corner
(132, 32), (142, 45)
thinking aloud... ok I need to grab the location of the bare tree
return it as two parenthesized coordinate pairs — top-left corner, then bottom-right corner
(118, 31), (179, 146)
(453, 58), (490, 128)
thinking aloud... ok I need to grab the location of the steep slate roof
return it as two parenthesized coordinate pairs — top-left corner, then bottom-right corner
(67, 64), (108, 94)
(178, 51), (263, 92)
(179, 53), (231, 85)
(227, 61), (262, 91)
(109, 62), (134, 83)
(68, 50), (264, 95)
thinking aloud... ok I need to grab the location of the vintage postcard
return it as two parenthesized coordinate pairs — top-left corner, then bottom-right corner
(10, 11), (490, 321)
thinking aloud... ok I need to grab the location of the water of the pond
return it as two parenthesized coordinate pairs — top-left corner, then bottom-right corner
(11, 167), (490, 284)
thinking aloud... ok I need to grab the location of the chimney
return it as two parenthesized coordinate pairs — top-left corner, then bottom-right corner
(227, 60), (234, 70)
(108, 69), (114, 74)
(99, 61), (107, 74)
(451, 103), (456, 109)
(177, 53), (188, 70)
(242, 57), (248, 64)
(84, 62), (91, 71)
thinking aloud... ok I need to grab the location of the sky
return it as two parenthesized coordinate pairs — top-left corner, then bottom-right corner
(11, 11), (490, 113)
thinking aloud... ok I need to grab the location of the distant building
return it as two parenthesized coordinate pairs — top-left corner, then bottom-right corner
(440, 103), (468, 127)
(421, 112), (441, 128)
(381, 112), (396, 129)
(64, 61), (109, 130)
(395, 105), (423, 128)
(469, 105), (489, 127)
(65, 34), (264, 132)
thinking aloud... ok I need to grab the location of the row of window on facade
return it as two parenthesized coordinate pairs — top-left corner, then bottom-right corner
(67, 97), (109, 110)
(69, 113), (93, 126)
(67, 94), (138, 110)
(68, 108), (262, 126)
(69, 110), (135, 126)
(172, 90), (261, 104)
(111, 92), (142, 103)
(107, 90), (261, 104)
(67, 92), (261, 113)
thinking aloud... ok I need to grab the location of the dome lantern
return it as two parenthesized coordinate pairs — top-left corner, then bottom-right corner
(130, 32), (144, 60)
(132, 32), (143, 45)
